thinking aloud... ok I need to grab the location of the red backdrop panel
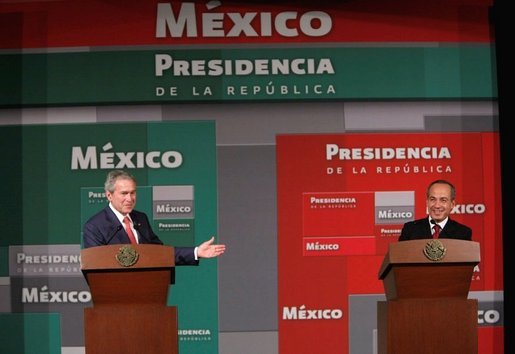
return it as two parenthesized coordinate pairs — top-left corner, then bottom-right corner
(277, 132), (502, 354)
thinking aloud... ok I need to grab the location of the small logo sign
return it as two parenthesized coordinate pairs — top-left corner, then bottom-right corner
(115, 245), (139, 267)
(423, 239), (446, 261)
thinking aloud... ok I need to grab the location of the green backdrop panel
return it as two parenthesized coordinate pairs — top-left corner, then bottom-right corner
(1, 121), (219, 354)
(0, 45), (496, 106)
(0, 313), (62, 354)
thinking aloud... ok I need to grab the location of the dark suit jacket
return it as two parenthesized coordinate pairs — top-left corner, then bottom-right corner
(398, 217), (472, 242)
(82, 206), (199, 266)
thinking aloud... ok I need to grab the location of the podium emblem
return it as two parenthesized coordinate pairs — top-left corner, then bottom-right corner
(423, 239), (446, 261)
(116, 245), (139, 267)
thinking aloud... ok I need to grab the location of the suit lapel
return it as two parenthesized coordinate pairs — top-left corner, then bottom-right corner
(440, 219), (455, 238)
(129, 212), (147, 244)
(419, 218), (432, 238)
(105, 207), (134, 244)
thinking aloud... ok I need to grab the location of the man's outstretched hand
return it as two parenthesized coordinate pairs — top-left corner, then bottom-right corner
(197, 236), (226, 258)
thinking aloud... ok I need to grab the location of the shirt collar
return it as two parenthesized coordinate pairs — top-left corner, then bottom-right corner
(109, 203), (130, 224)
(429, 216), (448, 229)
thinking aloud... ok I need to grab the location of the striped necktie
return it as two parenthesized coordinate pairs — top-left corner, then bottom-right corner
(123, 216), (138, 244)
(432, 224), (441, 239)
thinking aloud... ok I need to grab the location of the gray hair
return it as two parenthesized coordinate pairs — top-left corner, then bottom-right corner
(104, 170), (136, 193)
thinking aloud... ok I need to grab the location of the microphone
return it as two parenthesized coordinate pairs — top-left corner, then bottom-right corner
(105, 225), (123, 245)
(134, 223), (141, 230)
(430, 219), (436, 225)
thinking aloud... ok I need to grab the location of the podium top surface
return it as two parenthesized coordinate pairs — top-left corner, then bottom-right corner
(378, 239), (480, 279)
(80, 244), (175, 271)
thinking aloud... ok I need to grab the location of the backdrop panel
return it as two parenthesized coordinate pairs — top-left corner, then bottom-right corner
(0, 121), (219, 354)
(277, 132), (503, 354)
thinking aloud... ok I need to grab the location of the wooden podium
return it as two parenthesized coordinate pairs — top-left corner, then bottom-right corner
(377, 239), (480, 354)
(81, 244), (178, 354)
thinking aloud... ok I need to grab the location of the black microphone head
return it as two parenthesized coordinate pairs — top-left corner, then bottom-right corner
(134, 223), (141, 230)
(430, 219), (436, 224)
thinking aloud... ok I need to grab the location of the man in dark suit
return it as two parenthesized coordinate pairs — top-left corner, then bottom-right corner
(398, 179), (472, 241)
(82, 170), (225, 265)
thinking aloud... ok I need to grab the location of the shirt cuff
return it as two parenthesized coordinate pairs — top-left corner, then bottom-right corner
(194, 246), (199, 260)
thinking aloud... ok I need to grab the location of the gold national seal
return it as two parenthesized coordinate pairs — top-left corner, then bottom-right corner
(116, 245), (139, 267)
(423, 239), (446, 261)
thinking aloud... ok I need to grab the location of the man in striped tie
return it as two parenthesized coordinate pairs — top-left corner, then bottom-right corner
(398, 179), (472, 242)
(82, 170), (226, 265)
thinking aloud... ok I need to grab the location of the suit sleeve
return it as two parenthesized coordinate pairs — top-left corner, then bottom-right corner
(175, 247), (199, 266)
(398, 223), (412, 242)
(462, 225), (473, 240)
(135, 211), (198, 265)
(83, 219), (109, 248)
